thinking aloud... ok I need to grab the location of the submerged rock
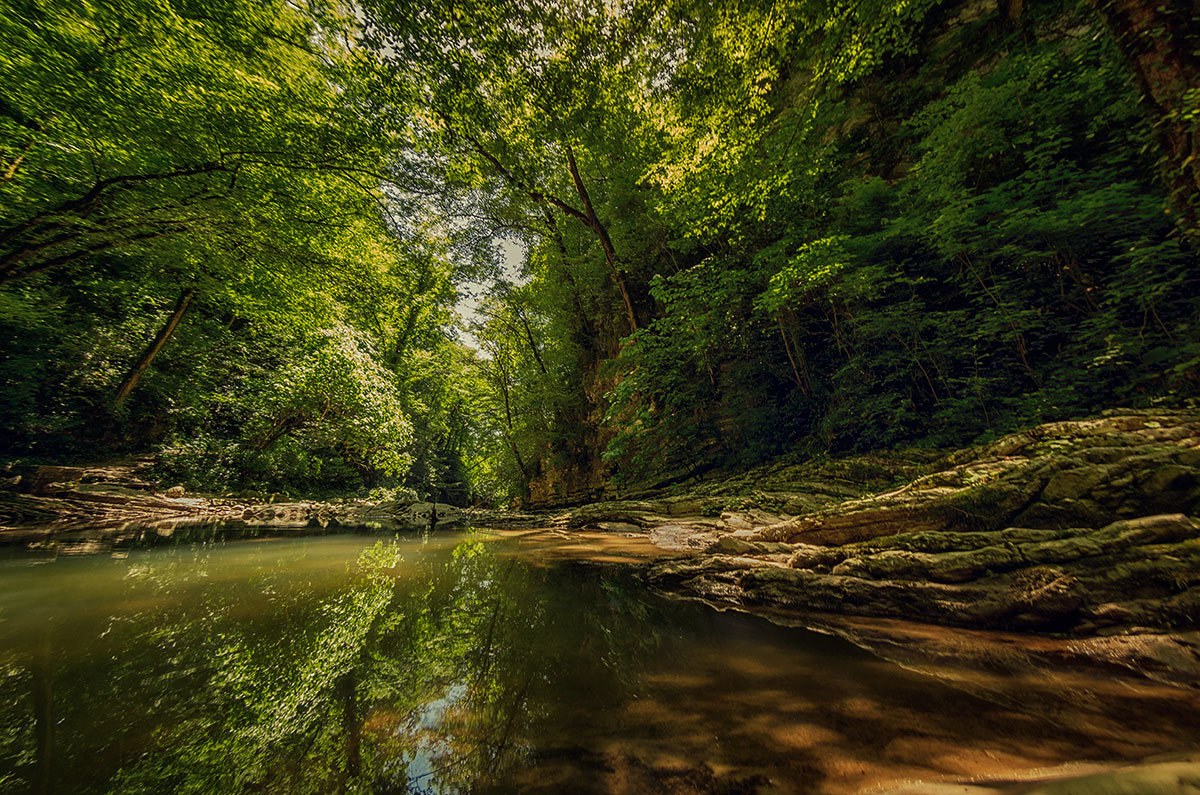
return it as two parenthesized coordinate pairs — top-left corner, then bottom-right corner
(879, 752), (1200, 794)
(242, 502), (329, 527)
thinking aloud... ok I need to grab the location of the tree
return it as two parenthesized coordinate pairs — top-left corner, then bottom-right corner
(1087, 0), (1200, 236)
(0, 0), (482, 496)
(0, 0), (396, 286)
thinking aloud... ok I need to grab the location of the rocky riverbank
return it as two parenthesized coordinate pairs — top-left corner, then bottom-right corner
(0, 460), (479, 537)
(5, 411), (1199, 793)
(556, 408), (1200, 681)
(6, 408), (1198, 672)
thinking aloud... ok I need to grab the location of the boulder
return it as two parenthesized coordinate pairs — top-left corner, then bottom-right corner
(708, 535), (793, 556)
(720, 511), (755, 531)
(710, 535), (757, 555)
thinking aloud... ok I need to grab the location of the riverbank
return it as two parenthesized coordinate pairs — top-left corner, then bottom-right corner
(7, 409), (1199, 642)
(2, 523), (1198, 794)
(549, 408), (1200, 687)
(2, 450), (1199, 792)
(0, 460), (502, 537)
(5, 408), (1199, 676)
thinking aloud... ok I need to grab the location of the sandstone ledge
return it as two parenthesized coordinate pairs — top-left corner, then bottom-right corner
(626, 409), (1200, 642)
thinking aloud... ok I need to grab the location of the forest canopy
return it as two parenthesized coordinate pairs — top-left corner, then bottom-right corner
(2, 0), (1198, 505)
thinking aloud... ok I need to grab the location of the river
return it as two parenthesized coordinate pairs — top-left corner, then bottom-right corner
(0, 525), (1197, 793)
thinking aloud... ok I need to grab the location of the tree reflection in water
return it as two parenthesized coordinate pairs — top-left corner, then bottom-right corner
(0, 535), (671, 794)
(7, 530), (1200, 794)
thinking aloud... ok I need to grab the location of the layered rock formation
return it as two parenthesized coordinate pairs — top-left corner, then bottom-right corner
(562, 409), (1200, 638)
(0, 462), (468, 534)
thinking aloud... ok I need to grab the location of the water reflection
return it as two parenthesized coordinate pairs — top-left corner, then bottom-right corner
(0, 532), (686, 793)
(0, 530), (1197, 794)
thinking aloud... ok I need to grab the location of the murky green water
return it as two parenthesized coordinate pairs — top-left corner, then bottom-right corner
(0, 526), (1198, 794)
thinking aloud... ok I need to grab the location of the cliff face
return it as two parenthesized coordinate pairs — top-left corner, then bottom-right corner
(524, 315), (621, 507)
(525, 426), (612, 508)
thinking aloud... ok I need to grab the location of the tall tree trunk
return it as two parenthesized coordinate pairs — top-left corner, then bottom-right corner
(1091, 0), (1200, 237)
(113, 287), (197, 405)
(777, 314), (810, 395)
(564, 145), (639, 333)
(514, 305), (547, 374)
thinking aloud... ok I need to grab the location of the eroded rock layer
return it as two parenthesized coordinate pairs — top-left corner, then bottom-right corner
(562, 409), (1200, 637)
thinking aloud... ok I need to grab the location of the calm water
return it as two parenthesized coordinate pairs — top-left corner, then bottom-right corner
(0, 526), (1197, 794)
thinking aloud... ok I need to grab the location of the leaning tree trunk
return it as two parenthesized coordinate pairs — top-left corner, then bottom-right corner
(1091, 0), (1200, 238)
(113, 286), (197, 406)
(564, 144), (639, 333)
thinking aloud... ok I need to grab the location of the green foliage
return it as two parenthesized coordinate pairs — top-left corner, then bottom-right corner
(4, 0), (1200, 501)
(0, 0), (388, 285)
(0, 0), (487, 499)
(601, 0), (1200, 478)
(760, 237), (853, 309)
(251, 327), (413, 477)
